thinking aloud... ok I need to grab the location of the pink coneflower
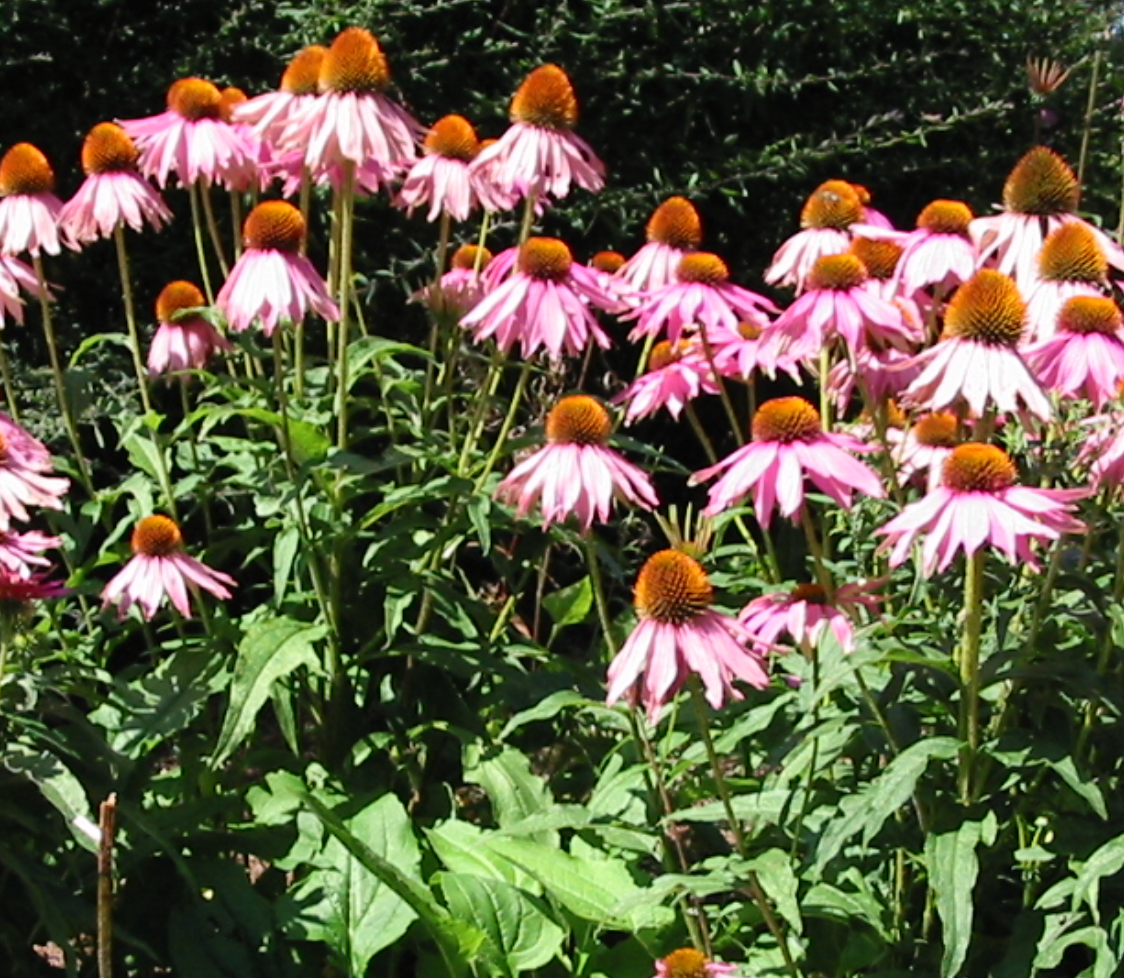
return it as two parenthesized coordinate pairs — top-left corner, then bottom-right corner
(616, 197), (703, 294)
(0, 529), (62, 578)
(627, 252), (778, 346)
(461, 237), (623, 359)
(850, 235), (904, 300)
(765, 180), (865, 292)
(0, 254), (47, 328)
(896, 411), (961, 491)
(0, 566), (68, 610)
(903, 270), (1051, 421)
(148, 280), (231, 378)
(710, 320), (803, 384)
(216, 201), (339, 336)
(414, 244), (491, 321)
(470, 64), (604, 205)
(0, 144), (65, 256)
(470, 137), (519, 213)
(397, 115), (481, 222)
(1025, 296), (1124, 408)
(57, 122), (172, 247)
(280, 28), (421, 181)
(0, 415), (69, 530)
(893, 199), (978, 299)
(118, 77), (258, 190)
(878, 442), (1086, 574)
(231, 45), (327, 147)
(970, 146), (1124, 290)
(494, 395), (657, 529)
(827, 345), (924, 413)
(691, 396), (885, 524)
(739, 580), (882, 656)
(1023, 222), (1107, 341)
(1078, 412), (1124, 491)
(587, 250), (634, 304)
(615, 339), (719, 423)
(653, 949), (737, 978)
(606, 549), (769, 721)
(101, 515), (235, 620)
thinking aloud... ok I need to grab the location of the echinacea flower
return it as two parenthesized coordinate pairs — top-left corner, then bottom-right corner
(0, 529), (62, 578)
(494, 395), (657, 529)
(903, 270), (1051, 421)
(615, 339), (719, 423)
(893, 199), (978, 299)
(216, 200), (339, 336)
(710, 320), (803, 384)
(0, 143), (65, 256)
(0, 567), (68, 621)
(57, 122), (172, 247)
(616, 197), (703, 294)
(0, 254), (48, 328)
(231, 45), (327, 147)
(414, 243), (491, 321)
(101, 515), (235, 620)
(1025, 296), (1124, 408)
(279, 27), (421, 181)
(739, 580), (882, 656)
(1023, 222), (1107, 341)
(827, 345), (923, 413)
(690, 396), (885, 524)
(765, 180), (865, 292)
(878, 442), (1086, 574)
(1078, 412), (1124, 491)
(0, 414), (68, 530)
(397, 114), (481, 222)
(627, 252), (778, 346)
(461, 237), (624, 359)
(118, 77), (259, 190)
(896, 411), (961, 491)
(148, 280), (231, 378)
(470, 64), (604, 205)
(970, 146), (1124, 290)
(653, 948), (737, 978)
(606, 549), (769, 721)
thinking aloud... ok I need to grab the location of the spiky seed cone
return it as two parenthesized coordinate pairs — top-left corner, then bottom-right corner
(0, 143), (55, 195)
(800, 180), (862, 230)
(916, 199), (974, 234)
(942, 443), (1017, 493)
(424, 115), (480, 161)
(544, 395), (611, 445)
(634, 551), (713, 624)
(81, 123), (139, 175)
(808, 253), (867, 291)
(1037, 223), (1107, 283)
(1003, 146), (1079, 216)
(942, 271), (1025, 346)
(509, 64), (578, 129)
(752, 397), (821, 443)
(132, 515), (184, 556)
(168, 78), (223, 121)
(518, 237), (573, 281)
(242, 201), (305, 253)
(647, 197), (703, 249)
(451, 244), (491, 270)
(319, 27), (391, 95)
(850, 238), (901, 280)
(281, 45), (328, 95)
(1057, 296), (1123, 336)
(156, 281), (207, 322)
(676, 252), (728, 285)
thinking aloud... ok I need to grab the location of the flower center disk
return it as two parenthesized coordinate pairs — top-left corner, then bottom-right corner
(425, 115), (479, 161)
(1058, 296), (1122, 336)
(801, 180), (862, 230)
(319, 27), (391, 94)
(913, 412), (959, 448)
(1037, 223), (1106, 283)
(0, 143), (55, 195)
(677, 252), (728, 285)
(648, 340), (688, 371)
(510, 64), (579, 129)
(634, 551), (714, 626)
(519, 237), (572, 281)
(660, 949), (713, 978)
(791, 582), (828, 604)
(850, 238), (901, 280)
(752, 396), (822, 443)
(647, 197), (703, 250)
(243, 201), (305, 253)
(590, 251), (625, 273)
(916, 199), (973, 235)
(81, 123), (139, 175)
(156, 281), (207, 322)
(545, 395), (611, 446)
(942, 443), (1017, 493)
(168, 78), (223, 121)
(1003, 146), (1079, 216)
(132, 515), (184, 557)
(219, 87), (248, 123)
(281, 45), (327, 95)
(942, 271), (1024, 346)
(808, 253), (867, 291)
(451, 244), (491, 271)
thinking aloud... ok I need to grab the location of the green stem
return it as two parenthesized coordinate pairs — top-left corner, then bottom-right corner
(1076, 48), (1102, 190)
(334, 162), (356, 451)
(188, 184), (215, 304)
(958, 550), (985, 804)
(584, 535), (616, 656)
(1076, 525), (1124, 764)
(423, 212), (453, 419)
(200, 179), (230, 277)
(230, 191), (244, 262)
(698, 323), (743, 445)
(799, 506), (833, 597)
(113, 225), (154, 417)
(818, 346), (833, 432)
(473, 360), (533, 491)
(457, 346), (505, 474)
(0, 340), (19, 423)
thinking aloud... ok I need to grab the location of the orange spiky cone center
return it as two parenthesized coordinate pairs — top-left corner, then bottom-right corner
(738, 322), (763, 341)
(659, 949), (713, 978)
(424, 115), (479, 161)
(451, 244), (491, 270)
(131, 515), (184, 557)
(800, 180), (862, 230)
(219, 87), (248, 123)
(81, 123), (138, 176)
(168, 78), (223, 121)
(0, 143), (55, 195)
(156, 281), (207, 322)
(677, 252), (728, 285)
(1057, 296), (1122, 336)
(913, 412), (960, 448)
(916, 199), (974, 235)
(753, 397), (822, 443)
(882, 400), (907, 428)
(1003, 146), (1079, 216)
(319, 27), (390, 94)
(544, 395), (612, 445)
(281, 45), (328, 95)
(807, 253), (867, 291)
(634, 551), (713, 625)
(942, 271), (1025, 346)
(850, 238), (902, 280)
(942, 443), (1017, 493)
(1037, 223), (1107, 283)
(242, 201), (305, 253)
(647, 197), (703, 249)
(590, 250), (625, 273)
(648, 340), (691, 371)
(791, 582), (829, 604)
(510, 64), (578, 129)
(519, 237), (573, 281)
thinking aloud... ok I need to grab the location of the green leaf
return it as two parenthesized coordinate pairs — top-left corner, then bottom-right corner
(467, 493), (493, 555)
(272, 524), (300, 604)
(1073, 836), (1124, 924)
(426, 820), (541, 893)
(542, 576), (593, 629)
(211, 617), (326, 766)
(747, 849), (802, 936)
(122, 430), (168, 482)
(438, 873), (565, 976)
(2, 743), (98, 852)
(463, 746), (556, 844)
(499, 691), (588, 741)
